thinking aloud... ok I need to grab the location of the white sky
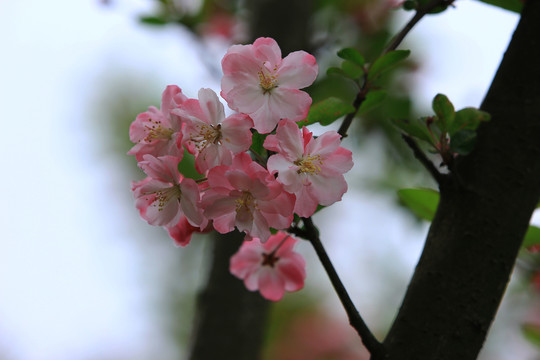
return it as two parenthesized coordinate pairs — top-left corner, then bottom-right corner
(0, 1), (532, 360)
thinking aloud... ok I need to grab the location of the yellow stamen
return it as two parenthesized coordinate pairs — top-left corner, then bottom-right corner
(143, 118), (174, 143)
(191, 124), (222, 151)
(295, 154), (323, 175)
(258, 65), (279, 94)
(146, 185), (181, 211)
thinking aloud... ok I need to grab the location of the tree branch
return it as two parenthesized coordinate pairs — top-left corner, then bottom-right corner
(290, 217), (385, 357)
(382, 1), (540, 358)
(384, 0), (456, 53)
(402, 134), (445, 184)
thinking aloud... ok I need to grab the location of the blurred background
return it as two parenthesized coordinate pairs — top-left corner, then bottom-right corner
(1, 0), (538, 359)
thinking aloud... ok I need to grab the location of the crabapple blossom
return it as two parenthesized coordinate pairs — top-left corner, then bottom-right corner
(128, 85), (187, 161)
(132, 155), (205, 228)
(202, 152), (295, 242)
(230, 231), (306, 301)
(166, 215), (213, 247)
(264, 119), (353, 217)
(173, 88), (253, 174)
(221, 37), (318, 133)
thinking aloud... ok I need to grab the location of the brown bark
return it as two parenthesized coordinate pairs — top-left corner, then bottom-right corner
(188, 231), (270, 360)
(381, 1), (540, 359)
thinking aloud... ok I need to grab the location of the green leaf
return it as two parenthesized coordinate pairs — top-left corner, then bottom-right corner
(522, 323), (540, 348)
(178, 150), (201, 180)
(417, 0), (451, 13)
(368, 50), (411, 82)
(357, 90), (387, 116)
(337, 48), (365, 66)
(522, 225), (540, 248)
(448, 107), (490, 135)
(449, 129), (477, 155)
(432, 94), (455, 133)
(300, 97), (355, 126)
(139, 16), (168, 25)
(476, 0), (523, 13)
(397, 188), (440, 221)
(341, 60), (364, 79)
(326, 67), (347, 77)
(402, 0), (417, 10)
(392, 117), (435, 146)
(250, 131), (267, 158)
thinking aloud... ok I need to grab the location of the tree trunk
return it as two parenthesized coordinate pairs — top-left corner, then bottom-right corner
(187, 2), (313, 359)
(381, 1), (540, 359)
(188, 231), (270, 360)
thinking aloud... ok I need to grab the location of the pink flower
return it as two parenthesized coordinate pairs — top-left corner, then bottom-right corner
(202, 152), (295, 242)
(166, 215), (213, 247)
(128, 85), (187, 161)
(229, 232), (306, 301)
(173, 88), (253, 174)
(221, 37), (318, 133)
(264, 120), (353, 217)
(132, 155), (205, 228)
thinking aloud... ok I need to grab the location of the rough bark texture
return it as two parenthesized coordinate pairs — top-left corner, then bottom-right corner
(188, 231), (270, 360)
(381, 2), (540, 359)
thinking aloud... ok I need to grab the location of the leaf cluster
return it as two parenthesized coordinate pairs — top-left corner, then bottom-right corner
(393, 94), (490, 165)
(307, 49), (410, 128)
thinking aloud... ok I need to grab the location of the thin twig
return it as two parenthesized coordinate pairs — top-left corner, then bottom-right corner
(337, 86), (368, 138)
(338, 0), (455, 139)
(402, 134), (444, 184)
(384, 0), (456, 54)
(290, 217), (385, 357)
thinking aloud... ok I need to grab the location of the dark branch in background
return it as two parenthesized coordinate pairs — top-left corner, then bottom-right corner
(402, 134), (444, 184)
(289, 217), (385, 357)
(384, 0), (456, 53)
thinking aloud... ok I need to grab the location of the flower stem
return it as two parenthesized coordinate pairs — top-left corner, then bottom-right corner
(296, 217), (385, 357)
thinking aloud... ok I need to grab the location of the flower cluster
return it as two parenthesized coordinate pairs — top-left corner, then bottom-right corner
(128, 37), (353, 300)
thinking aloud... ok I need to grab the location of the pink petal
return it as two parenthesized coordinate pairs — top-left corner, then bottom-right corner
(253, 37), (282, 66)
(222, 78), (266, 113)
(305, 130), (341, 157)
(197, 88), (225, 126)
(221, 45), (260, 76)
(309, 174), (348, 206)
(321, 147), (354, 175)
(196, 144), (233, 173)
(269, 88), (312, 122)
(166, 216), (197, 247)
(139, 155), (180, 184)
(258, 268), (286, 301)
(248, 97), (280, 133)
(277, 51), (318, 89)
(277, 256), (306, 292)
(179, 179), (205, 227)
(275, 119), (304, 159)
(220, 114), (253, 153)
(293, 184), (319, 217)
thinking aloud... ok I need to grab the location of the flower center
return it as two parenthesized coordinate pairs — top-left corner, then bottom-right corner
(191, 123), (223, 151)
(258, 65), (278, 94)
(261, 252), (280, 267)
(235, 191), (256, 220)
(143, 119), (174, 143)
(294, 154), (323, 175)
(148, 185), (181, 211)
